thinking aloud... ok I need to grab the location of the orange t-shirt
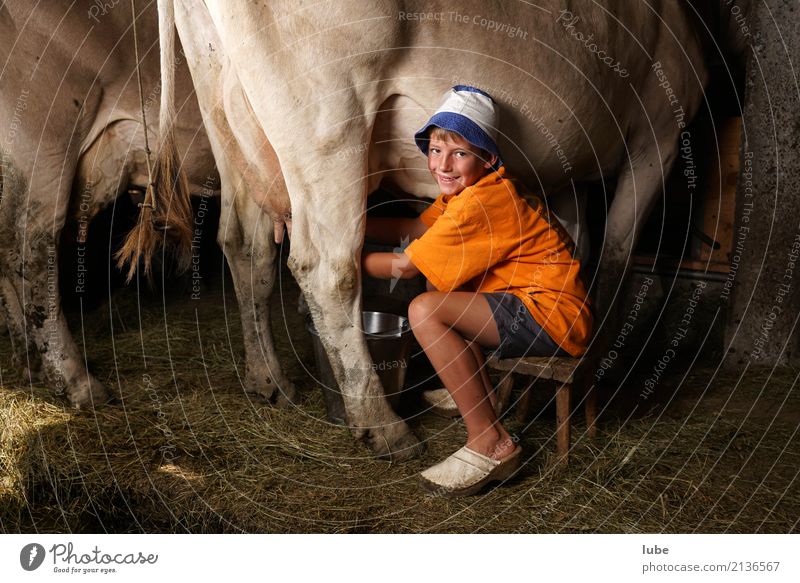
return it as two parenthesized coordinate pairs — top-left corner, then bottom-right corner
(404, 166), (592, 357)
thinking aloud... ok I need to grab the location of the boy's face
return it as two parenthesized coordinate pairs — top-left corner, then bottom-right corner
(427, 133), (497, 195)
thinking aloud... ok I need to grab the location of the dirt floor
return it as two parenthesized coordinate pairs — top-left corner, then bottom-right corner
(1, 260), (798, 533)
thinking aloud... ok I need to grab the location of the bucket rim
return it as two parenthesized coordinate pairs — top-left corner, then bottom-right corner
(305, 311), (410, 338)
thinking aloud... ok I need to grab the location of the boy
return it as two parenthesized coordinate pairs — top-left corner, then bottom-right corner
(363, 86), (592, 496)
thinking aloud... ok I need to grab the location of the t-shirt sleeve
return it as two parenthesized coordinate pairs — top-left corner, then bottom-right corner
(418, 194), (447, 227)
(405, 198), (506, 291)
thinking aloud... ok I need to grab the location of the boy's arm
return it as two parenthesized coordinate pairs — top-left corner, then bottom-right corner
(364, 217), (429, 245)
(361, 251), (420, 280)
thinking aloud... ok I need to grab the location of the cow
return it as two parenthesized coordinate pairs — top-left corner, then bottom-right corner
(146, 0), (716, 460)
(0, 0), (295, 408)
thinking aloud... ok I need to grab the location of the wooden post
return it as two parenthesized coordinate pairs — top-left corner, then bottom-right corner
(555, 382), (571, 467)
(494, 374), (514, 418)
(515, 379), (533, 423)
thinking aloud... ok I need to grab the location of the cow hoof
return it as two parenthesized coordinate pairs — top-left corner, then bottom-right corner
(67, 373), (110, 410)
(360, 422), (423, 462)
(245, 372), (298, 407)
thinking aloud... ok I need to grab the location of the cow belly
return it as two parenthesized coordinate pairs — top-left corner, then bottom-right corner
(369, 94), (438, 200)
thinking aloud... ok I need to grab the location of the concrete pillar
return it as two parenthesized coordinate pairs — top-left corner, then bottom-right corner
(725, 0), (800, 367)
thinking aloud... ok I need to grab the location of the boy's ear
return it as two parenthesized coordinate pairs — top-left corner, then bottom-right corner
(483, 152), (498, 168)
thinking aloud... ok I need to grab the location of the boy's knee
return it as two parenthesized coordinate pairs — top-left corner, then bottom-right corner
(408, 292), (440, 327)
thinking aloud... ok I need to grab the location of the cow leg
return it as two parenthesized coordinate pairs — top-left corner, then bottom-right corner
(0, 274), (36, 378)
(579, 133), (679, 390)
(171, 1), (296, 406)
(0, 159), (108, 407)
(0, 162), (34, 376)
(217, 184), (297, 405)
(285, 166), (421, 460)
(549, 182), (590, 266)
(599, 137), (678, 320)
(2, 231), (108, 407)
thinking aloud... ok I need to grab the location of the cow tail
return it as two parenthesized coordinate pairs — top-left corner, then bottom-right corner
(116, 0), (193, 282)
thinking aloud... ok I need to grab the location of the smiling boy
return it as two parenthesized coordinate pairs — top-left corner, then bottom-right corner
(362, 86), (592, 496)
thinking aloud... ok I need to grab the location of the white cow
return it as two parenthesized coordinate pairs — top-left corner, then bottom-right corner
(0, 1), (295, 407)
(149, 0), (712, 459)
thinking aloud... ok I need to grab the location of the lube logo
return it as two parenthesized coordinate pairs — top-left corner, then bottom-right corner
(20, 543), (46, 571)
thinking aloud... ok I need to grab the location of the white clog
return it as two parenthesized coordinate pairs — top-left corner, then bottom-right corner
(419, 445), (522, 497)
(422, 388), (460, 418)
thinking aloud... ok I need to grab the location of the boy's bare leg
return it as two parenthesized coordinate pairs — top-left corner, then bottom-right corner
(409, 292), (516, 460)
(466, 340), (497, 409)
(426, 281), (497, 406)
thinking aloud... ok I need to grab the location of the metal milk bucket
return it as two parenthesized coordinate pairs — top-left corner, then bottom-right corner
(306, 312), (412, 425)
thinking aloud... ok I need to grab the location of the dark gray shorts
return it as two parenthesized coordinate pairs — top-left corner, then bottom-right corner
(483, 292), (571, 359)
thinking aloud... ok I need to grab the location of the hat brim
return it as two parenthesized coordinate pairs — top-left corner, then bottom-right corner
(415, 112), (502, 169)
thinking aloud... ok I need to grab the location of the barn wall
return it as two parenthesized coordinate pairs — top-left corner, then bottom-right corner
(726, 0), (800, 367)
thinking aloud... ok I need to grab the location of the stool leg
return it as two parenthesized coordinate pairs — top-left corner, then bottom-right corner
(515, 378), (534, 423)
(494, 374), (514, 417)
(585, 383), (597, 439)
(555, 382), (571, 467)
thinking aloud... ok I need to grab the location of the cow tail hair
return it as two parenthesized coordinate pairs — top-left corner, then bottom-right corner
(116, 0), (193, 283)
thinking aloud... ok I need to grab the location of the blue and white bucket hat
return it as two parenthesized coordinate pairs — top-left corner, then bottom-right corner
(414, 85), (502, 168)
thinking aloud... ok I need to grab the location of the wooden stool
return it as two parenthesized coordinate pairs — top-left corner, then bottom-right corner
(487, 356), (597, 467)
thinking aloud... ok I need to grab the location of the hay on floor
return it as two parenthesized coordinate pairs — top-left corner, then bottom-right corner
(1, 276), (798, 533)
